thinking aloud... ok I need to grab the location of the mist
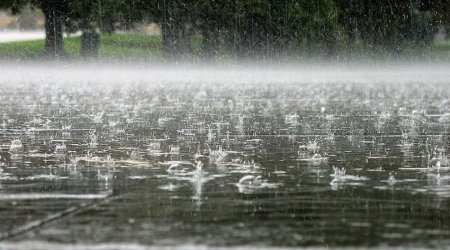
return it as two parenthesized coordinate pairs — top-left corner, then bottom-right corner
(2, 61), (450, 85)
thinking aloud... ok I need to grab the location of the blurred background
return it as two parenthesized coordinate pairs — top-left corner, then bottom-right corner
(0, 0), (449, 62)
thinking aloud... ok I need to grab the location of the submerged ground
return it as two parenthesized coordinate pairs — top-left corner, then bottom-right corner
(0, 63), (450, 249)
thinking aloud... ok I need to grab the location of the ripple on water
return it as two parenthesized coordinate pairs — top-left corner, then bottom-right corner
(1, 68), (450, 247)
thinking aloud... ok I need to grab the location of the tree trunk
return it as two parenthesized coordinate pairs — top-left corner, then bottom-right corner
(161, 0), (177, 59)
(81, 31), (100, 58)
(161, 20), (177, 59)
(42, 4), (65, 57)
(161, 0), (191, 60)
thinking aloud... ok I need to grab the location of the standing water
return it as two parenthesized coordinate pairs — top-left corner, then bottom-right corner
(0, 63), (450, 249)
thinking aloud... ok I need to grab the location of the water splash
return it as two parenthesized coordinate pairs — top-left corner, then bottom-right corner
(9, 139), (23, 154)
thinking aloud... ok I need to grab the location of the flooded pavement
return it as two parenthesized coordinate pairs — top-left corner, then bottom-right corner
(1, 64), (450, 249)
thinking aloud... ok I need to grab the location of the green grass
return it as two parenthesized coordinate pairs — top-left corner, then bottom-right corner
(100, 34), (163, 60)
(433, 40), (450, 57)
(0, 39), (45, 59)
(0, 33), (164, 60)
(0, 33), (449, 61)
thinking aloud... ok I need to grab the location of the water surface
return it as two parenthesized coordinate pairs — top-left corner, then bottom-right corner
(1, 64), (450, 249)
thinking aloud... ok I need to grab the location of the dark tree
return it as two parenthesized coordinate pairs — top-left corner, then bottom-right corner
(40, 0), (70, 57)
(0, 0), (69, 58)
(66, 0), (102, 58)
(335, 0), (445, 56)
(2, 0), (448, 60)
(196, 0), (339, 59)
(159, 0), (192, 59)
(104, 0), (190, 59)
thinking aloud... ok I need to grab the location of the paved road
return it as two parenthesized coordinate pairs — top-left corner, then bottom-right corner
(0, 30), (45, 43)
(0, 30), (80, 43)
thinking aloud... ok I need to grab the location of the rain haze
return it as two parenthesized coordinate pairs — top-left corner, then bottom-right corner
(0, 1), (450, 250)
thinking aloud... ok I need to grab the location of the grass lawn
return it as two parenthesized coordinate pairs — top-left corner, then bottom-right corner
(0, 33), (164, 61)
(0, 33), (449, 61)
(432, 40), (450, 59)
(100, 34), (163, 60)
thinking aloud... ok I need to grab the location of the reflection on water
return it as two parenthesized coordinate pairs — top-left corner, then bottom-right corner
(0, 67), (450, 248)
